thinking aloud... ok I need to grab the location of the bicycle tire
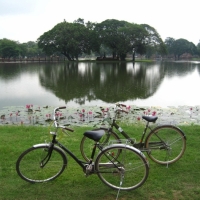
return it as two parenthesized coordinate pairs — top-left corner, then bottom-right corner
(95, 144), (149, 191)
(80, 128), (120, 161)
(145, 125), (186, 164)
(16, 144), (67, 183)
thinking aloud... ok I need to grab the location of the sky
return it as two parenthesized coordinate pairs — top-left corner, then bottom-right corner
(0, 0), (199, 45)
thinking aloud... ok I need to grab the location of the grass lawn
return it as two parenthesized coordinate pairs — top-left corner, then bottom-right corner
(0, 125), (200, 200)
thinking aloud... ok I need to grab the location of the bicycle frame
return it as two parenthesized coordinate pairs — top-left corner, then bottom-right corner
(44, 106), (128, 175)
(44, 129), (124, 175)
(48, 134), (98, 171)
(100, 105), (186, 156)
(103, 110), (153, 150)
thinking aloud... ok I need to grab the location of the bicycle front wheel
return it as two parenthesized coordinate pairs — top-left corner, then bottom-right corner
(16, 144), (67, 183)
(95, 144), (149, 190)
(145, 125), (186, 164)
(80, 128), (120, 161)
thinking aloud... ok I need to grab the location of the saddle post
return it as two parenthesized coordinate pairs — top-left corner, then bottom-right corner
(140, 121), (149, 143)
(89, 142), (97, 164)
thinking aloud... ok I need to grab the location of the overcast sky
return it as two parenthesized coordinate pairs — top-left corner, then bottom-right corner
(0, 0), (199, 45)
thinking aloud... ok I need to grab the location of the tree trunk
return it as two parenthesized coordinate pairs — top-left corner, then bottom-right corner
(63, 53), (72, 61)
(132, 51), (135, 62)
(112, 52), (116, 58)
(120, 53), (126, 61)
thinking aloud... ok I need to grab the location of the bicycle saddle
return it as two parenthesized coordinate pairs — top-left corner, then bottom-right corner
(84, 130), (105, 142)
(142, 115), (158, 122)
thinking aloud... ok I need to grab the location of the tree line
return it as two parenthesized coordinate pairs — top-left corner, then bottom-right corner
(0, 18), (200, 61)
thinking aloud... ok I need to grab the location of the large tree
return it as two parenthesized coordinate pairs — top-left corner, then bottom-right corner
(167, 38), (197, 59)
(37, 20), (99, 60)
(116, 23), (149, 60)
(95, 19), (135, 60)
(94, 19), (165, 60)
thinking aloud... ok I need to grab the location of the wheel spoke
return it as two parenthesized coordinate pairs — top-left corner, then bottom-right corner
(146, 126), (186, 164)
(16, 145), (67, 183)
(95, 145), (149, 190)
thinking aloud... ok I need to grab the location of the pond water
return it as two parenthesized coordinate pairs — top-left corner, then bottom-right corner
(0, 60), (200, 109)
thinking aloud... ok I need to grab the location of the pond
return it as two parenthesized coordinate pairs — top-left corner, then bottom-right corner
(0, 60), (200, 126)
(0, 61), (200, 109)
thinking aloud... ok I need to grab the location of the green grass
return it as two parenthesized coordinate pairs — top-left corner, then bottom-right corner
(0, 125), (200, 200)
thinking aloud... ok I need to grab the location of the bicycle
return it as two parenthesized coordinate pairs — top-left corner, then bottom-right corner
(80, 103), (187, 165)
(16, 106), (149, 192)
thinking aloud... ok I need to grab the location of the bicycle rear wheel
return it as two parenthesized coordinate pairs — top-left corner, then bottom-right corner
(145, 125), (186, 164)
(95, 144), (149, 190)
(16, 144), (67, 183)
(80, 128), (120, 161)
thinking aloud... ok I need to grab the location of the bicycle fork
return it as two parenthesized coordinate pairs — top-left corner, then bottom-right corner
(40, 131), (59, 168)
(40, 143), (54, 168)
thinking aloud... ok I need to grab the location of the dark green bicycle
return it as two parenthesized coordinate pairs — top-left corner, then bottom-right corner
(80, 103), (186, 165)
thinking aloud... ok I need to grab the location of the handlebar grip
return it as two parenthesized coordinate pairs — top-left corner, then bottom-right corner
(59, 106), (66, 109)
(63, 127), (74, 132)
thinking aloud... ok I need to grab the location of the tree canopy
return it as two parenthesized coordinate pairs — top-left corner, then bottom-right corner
(37, 19), (166, 61)
(0, 39), (43, 58)
(165, 37), (198, 59)
(0, 38), (19, 58)
(37, 20), (99, 60)
(94, 19), (165, 60)
(1, 18), (199, 60)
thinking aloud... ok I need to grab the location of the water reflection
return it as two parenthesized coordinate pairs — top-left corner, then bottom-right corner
(163, 61), (197, 77)
(37, 62), (165, 104)
(0, 61), (200, 108)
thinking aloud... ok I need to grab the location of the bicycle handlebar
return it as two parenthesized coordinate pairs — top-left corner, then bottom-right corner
(53, 106), (74, 132)
(54, 106), (66, 112)
(115, 103), (129, 114)
(62, 126), (74, 132)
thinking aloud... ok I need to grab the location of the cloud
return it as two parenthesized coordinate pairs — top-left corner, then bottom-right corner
(0, 1), (33, 16)
(0, 0), (199, 44)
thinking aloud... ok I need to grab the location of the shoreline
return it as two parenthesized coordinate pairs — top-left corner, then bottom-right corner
(0, 104), (200, 126)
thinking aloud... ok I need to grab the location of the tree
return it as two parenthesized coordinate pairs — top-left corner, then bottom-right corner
(25, 41), (45, 57)
(140, 24), (167, 57)
(94, 19), (150, 60)
(94, 19), (128, 59)
(94, 19), (165, 60)
(187, 41), (198, 56)
(117, 23), (149, 60)
(37, 20), (100, 60)
(0, 38), (19, 58)
(170, 39), (197, 60)
(165, 37), (176, 56)
(197, 40), (200, 56)
(18, 43), (27, 58)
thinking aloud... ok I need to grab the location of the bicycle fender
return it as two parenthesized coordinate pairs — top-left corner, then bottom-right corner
(33, 143), (50, 148)
(102, 144), (148, 162)
(146, 125), (186, 140)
